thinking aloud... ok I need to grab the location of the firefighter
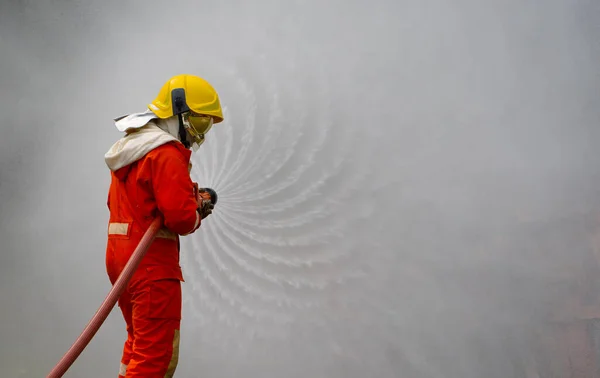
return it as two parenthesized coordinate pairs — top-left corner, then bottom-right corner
(104, 74), (223, 377)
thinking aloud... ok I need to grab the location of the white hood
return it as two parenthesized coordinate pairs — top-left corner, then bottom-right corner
(105, 116), (184, 171)
(113, 109), (158, 132)
(113, 109), (181, 138)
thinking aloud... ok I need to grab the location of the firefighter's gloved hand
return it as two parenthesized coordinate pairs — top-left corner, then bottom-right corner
(199, 200), (214, 220)
(198, 187), (217, 219)
(193, 183), (217, 220)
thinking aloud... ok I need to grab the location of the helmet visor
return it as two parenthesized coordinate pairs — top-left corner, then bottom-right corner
(183, 112), (214, 151)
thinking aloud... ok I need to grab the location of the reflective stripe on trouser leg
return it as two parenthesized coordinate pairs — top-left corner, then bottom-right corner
(165, 329), (180, 378)
(119, 363), (127, 377)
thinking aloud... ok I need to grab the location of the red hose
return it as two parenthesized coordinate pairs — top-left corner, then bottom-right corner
(47, 216), (164, 378)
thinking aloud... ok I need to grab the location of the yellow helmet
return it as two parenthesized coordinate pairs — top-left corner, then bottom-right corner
(148, 74), (224, 123)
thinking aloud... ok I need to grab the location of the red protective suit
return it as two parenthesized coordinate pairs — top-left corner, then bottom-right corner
(105, 140), (200, 378)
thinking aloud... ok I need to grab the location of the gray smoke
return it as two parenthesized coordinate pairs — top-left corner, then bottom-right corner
(1, 0), (599, 377)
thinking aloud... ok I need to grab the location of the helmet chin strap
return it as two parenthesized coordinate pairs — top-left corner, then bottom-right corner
(177, 113), (190, 149)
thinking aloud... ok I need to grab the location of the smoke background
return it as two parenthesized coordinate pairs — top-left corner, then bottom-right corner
(1, 0), (599, 377)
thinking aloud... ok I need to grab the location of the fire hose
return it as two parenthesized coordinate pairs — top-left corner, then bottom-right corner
(46, 215), (164, 378)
